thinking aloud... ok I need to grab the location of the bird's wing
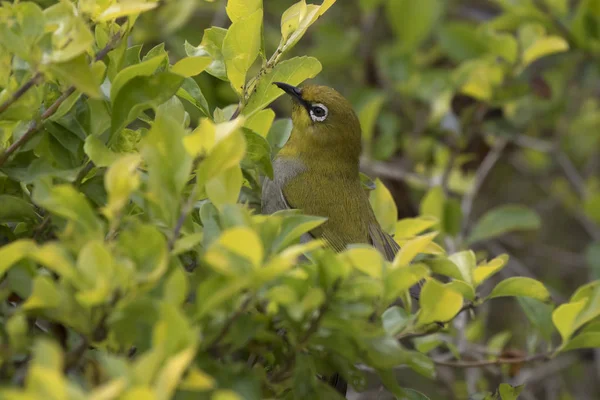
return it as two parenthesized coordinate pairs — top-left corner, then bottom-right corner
(261, 176), (292, 215)
(368, 222), (400, 261)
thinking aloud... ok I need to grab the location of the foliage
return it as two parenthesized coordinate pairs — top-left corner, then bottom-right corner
(0, 0), (599, 399)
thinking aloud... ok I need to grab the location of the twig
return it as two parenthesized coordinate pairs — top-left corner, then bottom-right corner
(556, 151), (588, 199)
(206, 295), (253, 352)
(460, 139), (507, 238)
(0, 72), (42, 116)
(433, 352), (550, 368)
(0, 33), (122, 167)
(169, 180), (198, 250)
(360, 158), (436, 188)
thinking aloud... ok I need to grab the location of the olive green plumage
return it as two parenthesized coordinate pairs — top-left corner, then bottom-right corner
(262, 83), (399, 261)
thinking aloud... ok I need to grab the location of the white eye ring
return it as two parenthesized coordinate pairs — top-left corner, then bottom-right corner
(309, 103), (328, 122)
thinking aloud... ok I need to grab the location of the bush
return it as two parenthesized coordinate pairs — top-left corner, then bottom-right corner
(1, 1), (599, 399)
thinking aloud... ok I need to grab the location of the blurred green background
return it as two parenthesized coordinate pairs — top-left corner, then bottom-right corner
(84, 0), (600, 398)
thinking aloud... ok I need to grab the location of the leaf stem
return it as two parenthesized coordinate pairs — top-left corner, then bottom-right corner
(0, 72), (43, 116)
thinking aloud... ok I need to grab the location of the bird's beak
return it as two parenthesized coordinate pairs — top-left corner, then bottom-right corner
(273, 82), (310, 110)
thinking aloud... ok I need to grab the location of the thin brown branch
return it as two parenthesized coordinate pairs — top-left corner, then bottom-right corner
(0, 33), (122, 167)
(0, 72), (43, 116)
(433, 352), (551, 369)
(460, 139), (507, 238)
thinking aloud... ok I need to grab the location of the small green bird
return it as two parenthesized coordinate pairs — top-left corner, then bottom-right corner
(262, 83), (420, 396)
(263, 82), (419, 271)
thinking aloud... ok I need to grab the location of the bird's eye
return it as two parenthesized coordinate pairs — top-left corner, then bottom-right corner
(309, 103), (328, 122)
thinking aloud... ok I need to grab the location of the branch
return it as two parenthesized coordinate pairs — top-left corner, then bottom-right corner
(460, 139), (507, 238)
(433, 352), (551, 369)
(206, 295), (253, 352)
(0, 33), (123, 167)
(0, 72), (43, 116)
(360, 157), (437, 188)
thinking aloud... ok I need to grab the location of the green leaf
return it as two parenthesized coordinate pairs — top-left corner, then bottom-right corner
(222, 9), (263, 95)
(271, 212), (327, 252)
(242, 128), (274, 178)
(467, 205), (541, 244)
(142, 108), (193, 226)
(359, 92), (386, 143)
(386, 0), (444, 52)
(206, 167), (243, 208)
(47, 55), (103, 98)
(84, 136), (119, 167)
(0, 240), (36, 277)
(119, 224), (169, 283)
(369, 179), (397, 235)
(226, 0), (262, 23)
(562, 332), (600, 351)
(22, 276), (61, 310)
(393, 232), (438, 267)
(522, 36), (569, 67)
(518, 297), (555, 341)
(385, 264), (430, 300)
(553, 300), (587, 343)
(177, 77), (210, 117)
(473, 254), (509, 286)
(488, 277), (550, 301)
(281, 1), (308, 42)
(343, 245), (385, 278)
(420, 186), (444, 223)
(95, 1), (158, 22)
(33, 182), (104, 241)
(208, 226), (263, 268)
(43, 4), (94, 63)
(499, 384), (524, 400)
(110, 54), (168, 102)
(111, 72), (184, 138)
(243, 56), (322, 117)
(75, 240), (114, 306)
(103, 154), (142, 221)
(245, 109), (275, 137)
(185, 28), (228, 81)
(266, 118), (293, 151)
(395, 217), (438, 239)
(279, 0), (337, 55)
(164, 267), (189, 306)
(0, 195), (39, 223)
(418, 279), (463, 325)
(171, 56), (212, 77)
(382, 306), (411, 335)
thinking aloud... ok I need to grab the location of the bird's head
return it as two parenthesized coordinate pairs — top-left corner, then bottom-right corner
(274, 82), (362, 162)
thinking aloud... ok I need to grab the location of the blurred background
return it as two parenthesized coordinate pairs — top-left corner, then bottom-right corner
(103, 0), (599, 398)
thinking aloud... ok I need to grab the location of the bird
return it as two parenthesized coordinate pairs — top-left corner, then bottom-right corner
(261, 82), (421, 396)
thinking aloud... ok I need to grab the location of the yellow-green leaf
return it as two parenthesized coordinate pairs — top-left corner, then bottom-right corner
(418, 279), (463, 325)
(226, 0), (262, 23)
(222, 9), (263, 95)
(523, 36), (569, 68)
(370, 179), (397, 235)
(343, 245), (385, 278)
(243, 56), (322, 117)
(206, 166), (243, 208)
(395, 216), (438, 240)
(217, 227), (263, 267)
(244, 109), (275, 137)
(473, 254), (509, 286)
(0, 240), (36, 277)
(171, 56), (212, 77)
(281, 0), (308, 41)
(553, 300), (586, 343)
(393, 232), (438, 268)
(488, 277), (550, 301)
(95, 1), (158, 22)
